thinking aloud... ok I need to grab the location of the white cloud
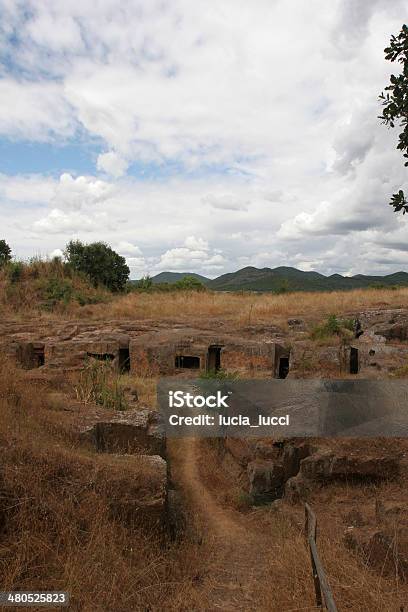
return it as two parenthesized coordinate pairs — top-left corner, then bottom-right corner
(1, 1), (408, 276)
(53, 173), (114, 210)
(33, 208), (100, 233)
(156, 234), (225, 272)
(184, 236), (209, 251)
(49, 248), (64, 258)
(202, 193), (249, 211)
(114, 241), (142, 256)
(0, 173), (55, 203)
(0, 79), (75, 141)
(126, 255), (147, 277)
(97, 151), (129, 178)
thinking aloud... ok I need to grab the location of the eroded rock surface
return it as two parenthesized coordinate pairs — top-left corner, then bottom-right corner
(80, 409), (165, 457)
(300, 452), (399, 481)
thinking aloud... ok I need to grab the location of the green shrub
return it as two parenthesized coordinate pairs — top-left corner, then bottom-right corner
(137, 275), (153, 290)
(39, 277), (74, 310)
(311, 314), (354, 340)
(199, 368), (240, 380)
(174, 276), (206, 291)
(7, 261), (23, 283)
(341, 317), (354, 331)
(74, 360), (128, 411)
(273, 279), (290, 295)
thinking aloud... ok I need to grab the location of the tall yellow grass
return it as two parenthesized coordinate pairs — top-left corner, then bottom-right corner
(83, 287), (408, 326)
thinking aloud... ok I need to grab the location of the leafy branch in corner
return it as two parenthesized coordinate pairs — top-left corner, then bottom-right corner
(379, 24), (408, 214)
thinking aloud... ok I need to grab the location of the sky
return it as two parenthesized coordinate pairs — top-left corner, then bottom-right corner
(1, 0), (408, 279)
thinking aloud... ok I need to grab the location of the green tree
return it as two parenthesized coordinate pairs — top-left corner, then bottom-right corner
(0, 239), (12, 266)
(138, 275), (153, 290)
(274, 279), (289, 295)
(175, 275), (206, 290)
(64, 240), (129, 292)
(379, 24), (408, 214)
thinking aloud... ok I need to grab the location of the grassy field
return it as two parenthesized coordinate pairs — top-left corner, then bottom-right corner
(71, 285), (408, 327)
(2, 258), (408, 324)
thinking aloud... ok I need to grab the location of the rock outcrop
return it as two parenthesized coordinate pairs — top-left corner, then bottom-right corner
(80, 409), (165, 457)
(300, 452), (399, 481)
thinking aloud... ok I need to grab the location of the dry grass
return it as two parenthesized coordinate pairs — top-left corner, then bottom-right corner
(2, 363), (408, 610)
(124, 374), (158, 407)
(0, 258), (109, 318)
(2, 260), (408, 329)
(0, 363), (206, 611)
(82, 286), (408, 327)
(194, 438), (408, 611)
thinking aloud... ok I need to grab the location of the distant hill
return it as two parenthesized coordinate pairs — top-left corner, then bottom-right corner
(206, 266), (408, 292)
(132, 266), (408, 292)
(150, 272), (210, 284)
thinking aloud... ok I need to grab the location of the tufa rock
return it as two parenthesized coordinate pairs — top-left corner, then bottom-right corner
(300, 452), (399, 482)
(247, 459), (284, 502)
(80, 409), (165, 457)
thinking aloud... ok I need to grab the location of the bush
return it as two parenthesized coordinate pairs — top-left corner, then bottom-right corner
(40, 277), (74, 310)
(311, 314), (354, 340)
(6, 261), (23, 283)
(137, 275), (153, 290)
(65, 240), (130, 292)
(35, 274), (108, 311)
(174, 275), (206, 291)
(199, 368), (240, 380)
(74, 360), (128, 411)
(273, 279), (290, 295)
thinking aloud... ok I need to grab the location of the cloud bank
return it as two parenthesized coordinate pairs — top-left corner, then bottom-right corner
(0, 0), (408, 277)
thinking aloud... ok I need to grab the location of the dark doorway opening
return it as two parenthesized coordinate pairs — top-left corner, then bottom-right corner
(175, 355), (200, 369)
(119, 348), (130, 373)
(34, 345), (45, 367)
(207, 345), (222, 373)
(350, 347), (359, 374)
(87, 352), (115, 362)
(278, 357), (289, 379)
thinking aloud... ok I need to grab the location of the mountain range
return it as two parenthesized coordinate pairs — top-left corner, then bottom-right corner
(150, 271), (210, 284)
(144, 266), (408, 292)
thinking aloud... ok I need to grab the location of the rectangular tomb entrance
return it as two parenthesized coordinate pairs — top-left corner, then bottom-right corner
(207, 345), (222, 373)
(278, 357), (290, 379)
(274, 344), (290, 379)
(33, 344), (45, 367)
(18, 342), (45, 369)
(119, 348), (130, 373)
(175, 355), (200, 369)
(350, 347), (359, 374)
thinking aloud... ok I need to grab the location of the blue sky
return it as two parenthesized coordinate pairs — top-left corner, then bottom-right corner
(1, 0), (408, 278)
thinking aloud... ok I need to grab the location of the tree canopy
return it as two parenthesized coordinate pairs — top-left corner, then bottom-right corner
(174, 275), (206, 290)
(0, 239), (12, 266)
(379, 24), (408, 214)
(64, 240), (129, 292)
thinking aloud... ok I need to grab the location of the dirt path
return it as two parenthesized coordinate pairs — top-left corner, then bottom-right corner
(172, 437), (271, 611)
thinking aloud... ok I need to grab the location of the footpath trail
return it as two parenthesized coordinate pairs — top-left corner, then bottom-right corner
(172, 437), (272, 611)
